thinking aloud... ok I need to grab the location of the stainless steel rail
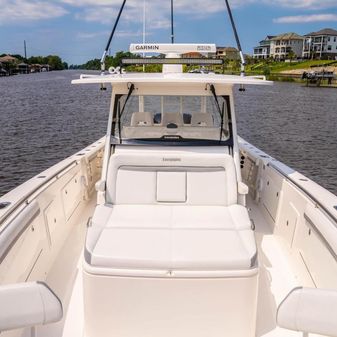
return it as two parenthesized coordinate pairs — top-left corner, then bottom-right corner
(0, 160), (78, 226)
(268, 162), (337, 226)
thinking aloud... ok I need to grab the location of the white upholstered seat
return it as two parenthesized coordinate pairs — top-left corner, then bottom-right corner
(86, 204), (256, 271)
(85, 148), (257, 274)
(130, 111), (153, 126)
(83, 148), (259, 337)
(161, 112), (184, 126)
(191, 113), (213, 127)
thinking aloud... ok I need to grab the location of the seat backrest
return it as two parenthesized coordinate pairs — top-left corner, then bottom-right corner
(106, 151), (238, 206)
(161, 112), (184, 127)
(131, 112), (153, 126)
(191, 113), (213, 127)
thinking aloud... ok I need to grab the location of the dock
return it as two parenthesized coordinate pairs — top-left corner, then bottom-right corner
(302, 70), (336, 87)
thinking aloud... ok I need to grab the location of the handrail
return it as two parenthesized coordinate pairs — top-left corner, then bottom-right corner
(268, 162), (337, 226)
(0, 160), (78, 226)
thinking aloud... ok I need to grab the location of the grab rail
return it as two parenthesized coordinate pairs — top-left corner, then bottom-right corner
(0, 160), (78, 227)
(268, 162), (337, 226)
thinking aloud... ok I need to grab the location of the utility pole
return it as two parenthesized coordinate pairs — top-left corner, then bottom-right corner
(24, 40), (27, 60)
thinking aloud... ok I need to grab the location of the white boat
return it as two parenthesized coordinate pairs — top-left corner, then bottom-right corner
(1, 3), (337, 336)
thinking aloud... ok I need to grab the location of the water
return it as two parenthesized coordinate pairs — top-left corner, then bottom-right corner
(234, 82), (337, 195)
(0, 71), (336, 197)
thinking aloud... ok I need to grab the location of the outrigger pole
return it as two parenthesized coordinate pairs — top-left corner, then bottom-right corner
(100, 0), (127, 74)
(171, 0), (174, 44)
(224, 0), (246, 77)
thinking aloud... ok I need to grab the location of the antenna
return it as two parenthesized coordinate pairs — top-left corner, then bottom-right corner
(171, 0), (174, 44)
(143, 0), (146, 72)
(224, 0), (246, 77)
(100, 0), (127, 73)
(143, 0), (146, 46)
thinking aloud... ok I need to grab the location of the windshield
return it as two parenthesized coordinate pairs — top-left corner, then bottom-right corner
(111, 95), (232, 145)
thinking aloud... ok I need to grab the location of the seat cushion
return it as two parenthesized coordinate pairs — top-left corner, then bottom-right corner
(90, 227), (256, 270)
(106, 151), (238, 206)
(92, 204), (251, 230)
(86, 204), (256, 271)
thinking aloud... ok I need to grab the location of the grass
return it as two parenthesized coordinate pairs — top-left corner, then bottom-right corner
(246, 60), (336, 75)
(124, 59), (336, 83)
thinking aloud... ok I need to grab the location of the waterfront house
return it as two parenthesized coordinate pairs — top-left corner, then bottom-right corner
(0, 55), (18, 64)
(253, 36), (275, 59)
(182, 52), (203, 58)
(0, 62), (7, 76)
(0, 55), (18, 75)
(270, 33), (304, 60)
(41, 64), (51, 72)
(216, 47), (239, 60)
(303, 28), (337, 60)
(18, 62), (29, 74)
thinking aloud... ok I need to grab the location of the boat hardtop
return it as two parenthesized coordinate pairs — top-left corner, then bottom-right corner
(73, 71), (271, 86)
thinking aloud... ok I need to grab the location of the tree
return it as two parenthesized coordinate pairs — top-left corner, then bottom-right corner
(263, 65), (271, 76)
(109, 51), (138, 68)
(83, 59), (101, 70)
(287, 50), (296, 62)
(46, 55), (64, 70)
(28, 56), (45, 64)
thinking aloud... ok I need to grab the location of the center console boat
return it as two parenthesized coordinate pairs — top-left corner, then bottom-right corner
(76, 44), (266, 337)
(1, 2), (337, 337)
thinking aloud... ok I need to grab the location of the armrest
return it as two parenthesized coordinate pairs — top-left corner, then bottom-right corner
(238, 182), (249, 195)
(95, 179), (106, 192)
(0, 282), (63, 331)
(277, 287), (337, 337)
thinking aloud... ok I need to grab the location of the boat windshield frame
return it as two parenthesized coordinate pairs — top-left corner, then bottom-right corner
(109, 93), (234, 147)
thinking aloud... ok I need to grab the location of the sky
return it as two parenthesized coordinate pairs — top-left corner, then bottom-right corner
(0, 0), (336, 65)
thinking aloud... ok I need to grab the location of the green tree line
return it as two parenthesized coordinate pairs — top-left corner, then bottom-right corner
(69, 51), (138, 70)
(0, 53), (68, 70)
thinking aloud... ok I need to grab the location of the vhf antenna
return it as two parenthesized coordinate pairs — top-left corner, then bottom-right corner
(171, 0), (174, 43)
(100, 0), (127, 75)
(224, 0), (246, 78)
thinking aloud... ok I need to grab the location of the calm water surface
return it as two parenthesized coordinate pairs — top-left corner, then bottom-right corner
(0, 71), (336, 197)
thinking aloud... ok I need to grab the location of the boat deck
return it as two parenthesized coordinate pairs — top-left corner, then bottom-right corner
(47, 195), (318, 337)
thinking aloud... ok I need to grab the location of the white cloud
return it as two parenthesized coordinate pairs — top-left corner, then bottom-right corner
(1, 0), (336, 27)
(77, 30), (151, 39)
(64, 0), (337, 28)
(61, 0), (121, 6)
(77, 31), (110, 39)
(73, 1), (171, 30)
(60, 0), (337, 12)
(266, 0), (337, 9)
(0, 0), (67, 24)
(274, 13), (337, 23)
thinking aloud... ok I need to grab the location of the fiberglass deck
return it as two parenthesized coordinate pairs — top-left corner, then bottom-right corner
(51, 195), (317, 337)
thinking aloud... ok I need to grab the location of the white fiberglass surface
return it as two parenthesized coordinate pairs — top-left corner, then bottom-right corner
(114, 95), (230, 143)
(55, 195), (316, 337)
